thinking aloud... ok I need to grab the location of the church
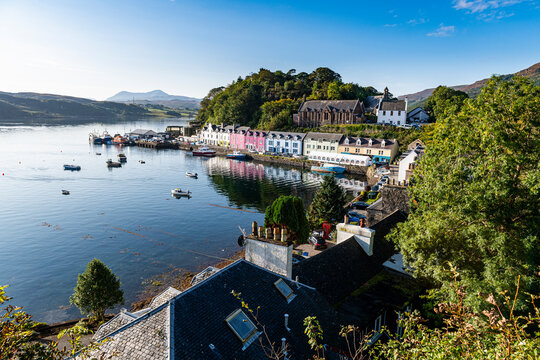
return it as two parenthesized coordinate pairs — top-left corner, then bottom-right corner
(293, 99), (366, 127)
(376, 87), (407, 126)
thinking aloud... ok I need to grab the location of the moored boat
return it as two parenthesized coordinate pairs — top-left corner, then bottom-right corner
(89, 133), (103, 145)
(63, 164), (81, 171)
(186, 172), (198, 178)
(102, 131), (113, 145)
(311, 163), (346, 174)
(192, 147), (216, 157)
(106, 159), (122, 168)
(226, 151), (247, 160)
(117, 153), (127, 162)
(171, 188), (191, 197)
(112, 135), (128, 145)
(61, 190), (70, 195)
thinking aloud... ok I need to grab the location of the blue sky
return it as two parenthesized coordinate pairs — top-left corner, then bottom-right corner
(0, 0), (538, 99)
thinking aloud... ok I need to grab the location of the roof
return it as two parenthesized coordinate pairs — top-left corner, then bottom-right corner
(379, 100), (407, 111)
(292, 210), (407, 310)
(130, 129), (157, 136)
(298, 100), (362, 113)
(364, 95), (383, 110)
(407, 107), (427, 116)
(171, 259), (343, 359)
(340, 137), (397, 150)
(267, 131), (306, 140)
(305, 132), (344, 141)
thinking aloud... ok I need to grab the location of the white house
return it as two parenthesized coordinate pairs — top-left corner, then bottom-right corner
(265, 131), (306, 155)
(407, 107), (430, 123)
(376, 87), (407, 126)
(398, 146), (424, 182)
(199, 123), (238, 146)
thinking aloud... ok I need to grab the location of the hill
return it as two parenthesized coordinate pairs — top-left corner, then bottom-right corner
(400, 62), (540, 109)
(107, 90), (201, 110)
(0, 91), (153, 121)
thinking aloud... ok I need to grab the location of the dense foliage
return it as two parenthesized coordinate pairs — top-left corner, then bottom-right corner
(70, 259), (124, 322)
(264, 195), (310, 244)
(424, 85), (469, 121)
(196, 67), (378, 130)
(308, 175), (347, 227)
(391, 76), (540, 313)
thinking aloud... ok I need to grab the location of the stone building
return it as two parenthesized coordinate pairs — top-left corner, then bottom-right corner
(293, 100), (366, 127)
(376, 88), (407, 126)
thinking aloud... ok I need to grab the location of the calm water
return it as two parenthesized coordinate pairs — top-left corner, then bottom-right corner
(0, 118), (366, 322)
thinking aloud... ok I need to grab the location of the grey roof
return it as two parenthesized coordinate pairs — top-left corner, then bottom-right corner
(299, 99), (362, 112)
(407, 107), (426, 116)
(379, 100), (407, 111)
(340, 136), (397, 150)
(190, 266), (220, 286)
(267, 131), (306, 140)
(364, 95), (383, 110)
(234, 126), (250, 134)
(130, 129), (158, 136)
(305, 132), (344, 141)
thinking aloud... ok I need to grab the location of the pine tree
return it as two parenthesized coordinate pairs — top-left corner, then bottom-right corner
(70, 259), (124, 322)
(308, 175), (347, 227)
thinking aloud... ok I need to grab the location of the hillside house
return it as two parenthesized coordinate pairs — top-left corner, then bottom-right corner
(293, 100), (366, 127)
(376, 88), (407, 126)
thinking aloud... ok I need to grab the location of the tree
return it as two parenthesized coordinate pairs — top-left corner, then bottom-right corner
(308, 175), (347, 227)
(70, 259), (124, 323)
(391, 76), (540, 313)
(424, 85), (469, 121)
(264, 195), (310, 244)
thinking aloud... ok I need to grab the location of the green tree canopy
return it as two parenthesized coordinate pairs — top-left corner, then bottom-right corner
(264, 195), (310, 244)
(391, 76), (540, 313)
(308, 175), (347, 227)
(424, 85), (469, 121)
(70, 259), (124, 322)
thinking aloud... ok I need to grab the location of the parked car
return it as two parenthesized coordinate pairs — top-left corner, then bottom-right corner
(350, 201), (369, 210)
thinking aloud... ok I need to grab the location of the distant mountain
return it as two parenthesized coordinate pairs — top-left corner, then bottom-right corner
(400, 62), (540, 109)
(0, 91), (152, 121)
(107, 90), (201, 109)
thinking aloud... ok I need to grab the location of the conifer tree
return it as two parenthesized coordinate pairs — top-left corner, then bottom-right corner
(308, 175), (347, 227)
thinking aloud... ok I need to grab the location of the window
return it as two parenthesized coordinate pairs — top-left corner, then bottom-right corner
(285, 142), (289, 147)
(390, 111), (393, 116)
(293, 143), (298, 148)
(383, 111), (386, 116)
(331, 147), (335, 151)
(268, 140), (273, 145)
(274, 279), (295, 301)
(367, 149), (371, 154)
(379, 151), (383, 155)
(398, 111), (401, 116)
(226, 309), (259, 345)
(306, 144), (311, 149)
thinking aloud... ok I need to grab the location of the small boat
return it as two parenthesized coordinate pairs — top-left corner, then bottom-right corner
(106, 159), (122, 168)
(64, 164), (81, 171)
(61, 190), (70, 195)
(226, 151), (247, 160)
(117, 153), (127, 162)
(311, 163), (346, 174)
(96, 152), (102, 156)
(186, 172), (198, 178)
(139, 160), (145, 164)
(192, 147), (216, 157)
(171, 188), (191, 197)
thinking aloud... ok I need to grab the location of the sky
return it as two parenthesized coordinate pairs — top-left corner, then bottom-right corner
(0, 0), (538, 100)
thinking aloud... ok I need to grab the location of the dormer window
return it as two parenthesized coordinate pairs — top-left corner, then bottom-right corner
(344, 138), (349, 145)
(381, 140), (386, 147)
(356, 139), (361, 146)
(274, 279), (295, 302)
(369, 139), (373, 146)
(226, 309), (259, 347)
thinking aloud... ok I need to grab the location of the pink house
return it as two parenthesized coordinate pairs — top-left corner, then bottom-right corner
(229, 126), (250, 149)
(245, 130), (267, 152)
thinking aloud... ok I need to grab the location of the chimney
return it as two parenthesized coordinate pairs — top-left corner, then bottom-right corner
(344, 214), (349, 224)
(258, 226), (264, 238)
(273, 227), (280, 242)
(284, 314), (290, 331)
(265, 227), (272, 239)
(252, 221), (258, 236)
(281, 228), (287, 243)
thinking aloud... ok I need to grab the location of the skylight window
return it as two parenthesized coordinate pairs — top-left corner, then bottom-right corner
(225, 309), (258, 345)
(274, 279), (295, 302)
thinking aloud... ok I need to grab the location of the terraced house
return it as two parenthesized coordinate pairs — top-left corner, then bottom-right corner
(293, 99), (366, 127)
(339, 136), (399, 163)
(303, 132), (343, 156)
(199, 123), (239, 146)
(265, 131), (306, 155)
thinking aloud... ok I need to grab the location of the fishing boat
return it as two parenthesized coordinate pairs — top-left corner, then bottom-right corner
(186, 172), (198, 178)
(117, 153), (127, 162)
(106, 159), (122, 168)
(171, 188), (191, 197)
(311, 163), (346, 174)
(226, 151), (247, 160)
(112, 135), (128, 145)
(192, 147), (216, 157)
(102, 131), (113, 145)
(61, 190), (70, 195)
(89, 133), (103, 145)
(63, 164), (81, 171)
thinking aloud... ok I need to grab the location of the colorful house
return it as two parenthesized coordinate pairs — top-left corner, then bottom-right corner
(266, 131), (306, 155)
(303, 132), (343, 156)
(229, 126), (250, 150)
(245, 130), (267, 152)
(338, 136), (399, 163)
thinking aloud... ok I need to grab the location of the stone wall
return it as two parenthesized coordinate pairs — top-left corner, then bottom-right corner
(381, 185), (410, 215)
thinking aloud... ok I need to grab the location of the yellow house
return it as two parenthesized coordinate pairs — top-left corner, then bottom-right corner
(338, 136), (398, 163)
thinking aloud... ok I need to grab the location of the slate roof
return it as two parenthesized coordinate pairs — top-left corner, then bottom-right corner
(292, 210), (407, 312)
(305, 132), (344, 142)
(340, 136), (397, 150)
(267, 131), (306, 140)
(130, 129), (158, 136)
(379, 100), (407, 111)
(171, 260), (343, 359)
(407, 107), (426, 117)
(299, 100), (362, 112)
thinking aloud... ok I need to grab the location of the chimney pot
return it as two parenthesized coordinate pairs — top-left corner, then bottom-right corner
(273, 227), (280, 241)
(266, 227), (272, 239)
(281, 338), (286, 351)
(281, 228), (287, 243)
(284, 314), (289, 329)
(344, 214), (349, 224)
(252, 221), (258, 236)
(258, 226), (264, 238)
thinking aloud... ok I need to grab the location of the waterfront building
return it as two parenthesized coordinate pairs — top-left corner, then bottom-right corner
(303, 132), (343, 156)
(307, 151), (371, 167)
(375, 88), (407, 126)
(129, 129), (158, 139)
(407, 107), (430, 123)
(265, 131), (306, 155)
(229, 126), (250, 150)
(338, 136), (399, 163)
(199, 123), (239, 146)
(245, 129), (267, 152)
(293, 99), (366, 127)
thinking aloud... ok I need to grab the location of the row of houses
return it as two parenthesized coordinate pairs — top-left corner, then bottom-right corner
(199, 123), (400, 163)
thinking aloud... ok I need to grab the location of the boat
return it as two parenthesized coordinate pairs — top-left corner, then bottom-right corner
(186, 172), (198, 178)
(226, 151), (247, 160)
(89, 132), (103, 144)
(117, 153), (127, 162)
(106, 159), (122, 168)
(112, 135), (128, 145)
(171, 188), (191, 197)
(139, 160), (145, 164)
(102, 131), (113, 145)
(61, 190), (70, 195)
(311, 163), (346, 174)
(192, 147), (216, 157)
(96, 152), (102, 155)
(64, 164), (81, 171)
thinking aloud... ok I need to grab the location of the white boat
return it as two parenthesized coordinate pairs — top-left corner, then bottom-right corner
(192, 147), (216, 157)
(311, 163), (346, 174)
(171, 188), (191, 197)
(186, 172), (198, 178)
